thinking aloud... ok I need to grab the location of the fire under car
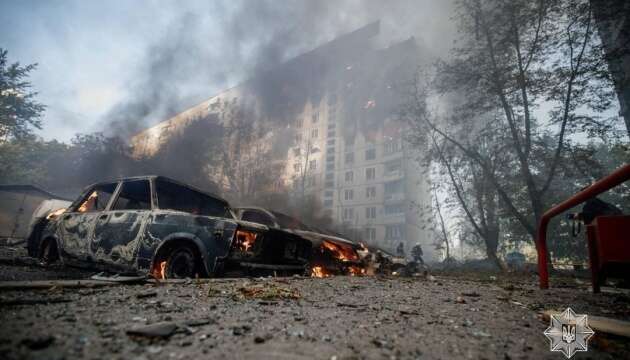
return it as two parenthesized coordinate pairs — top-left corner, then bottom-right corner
(26, 176), (312, 279)
(233, 206), (369, 276)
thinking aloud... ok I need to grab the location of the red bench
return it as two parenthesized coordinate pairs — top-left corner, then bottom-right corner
(536, 163), (630, 291)
(586, 215), (630, 293)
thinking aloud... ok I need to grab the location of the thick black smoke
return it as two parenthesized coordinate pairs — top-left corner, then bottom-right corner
(101, 0), (456, 138)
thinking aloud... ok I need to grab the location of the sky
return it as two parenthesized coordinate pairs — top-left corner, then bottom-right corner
(0, 0), (456, 142)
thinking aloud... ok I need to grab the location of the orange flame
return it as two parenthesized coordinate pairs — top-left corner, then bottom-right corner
(152, 261), (167, 280)
(321, 240), (359, 262)
(311, 266), (330, 278)
(235, 230), (258, 252)
(78, 191), (98, 213)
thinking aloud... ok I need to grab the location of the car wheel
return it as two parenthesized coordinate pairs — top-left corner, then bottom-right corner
(165, 246), (197, 279)
(39, 238), (59, 266)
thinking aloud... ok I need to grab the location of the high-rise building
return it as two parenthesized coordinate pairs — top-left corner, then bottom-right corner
(131, 22), (434, 260)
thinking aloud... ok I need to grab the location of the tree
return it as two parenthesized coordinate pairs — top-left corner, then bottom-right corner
(0, 49), (45, 140)
(404, 0), (623, 263)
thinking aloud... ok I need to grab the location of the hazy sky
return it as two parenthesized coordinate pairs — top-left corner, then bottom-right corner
(0, 0), (456, 142)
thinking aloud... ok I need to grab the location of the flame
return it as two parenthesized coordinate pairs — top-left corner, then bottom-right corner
(348, 266), (366, 276)
(321, 240), (359, 262)
(78, 191), (98, 212)
(152, 261), (167, 280)
(235, 230), (258, 252)
(311, 266), (330, 278)
(46, 207), (67, 220)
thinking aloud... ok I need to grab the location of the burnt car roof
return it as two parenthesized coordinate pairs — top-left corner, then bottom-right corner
(83, 175), (230, 205)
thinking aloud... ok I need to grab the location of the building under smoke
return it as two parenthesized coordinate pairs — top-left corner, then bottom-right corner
(131, 22), (433, 259)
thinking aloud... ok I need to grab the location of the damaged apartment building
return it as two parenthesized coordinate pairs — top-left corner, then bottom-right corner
(131, 22), (434, 260)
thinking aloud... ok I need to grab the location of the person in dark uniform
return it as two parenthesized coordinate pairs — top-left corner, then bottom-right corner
(411, 243), (424, 265)
(396, 242), (405, 257)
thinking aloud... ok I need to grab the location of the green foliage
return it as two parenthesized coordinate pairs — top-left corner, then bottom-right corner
(0, 49), (45, 140)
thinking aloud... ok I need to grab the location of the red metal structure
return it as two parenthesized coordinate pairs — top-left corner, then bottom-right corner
(536, 163), (630, 290)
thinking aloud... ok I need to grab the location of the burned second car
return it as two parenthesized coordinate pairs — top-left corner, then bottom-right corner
(27, 176), (311, 278)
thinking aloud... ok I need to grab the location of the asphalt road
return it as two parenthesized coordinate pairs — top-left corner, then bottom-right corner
(0, 254), (629, 359)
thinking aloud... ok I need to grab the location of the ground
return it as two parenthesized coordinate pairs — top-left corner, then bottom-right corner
(0, 247), (629, 359)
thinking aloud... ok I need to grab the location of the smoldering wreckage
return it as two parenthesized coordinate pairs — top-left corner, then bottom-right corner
(25, 175), (418, 281)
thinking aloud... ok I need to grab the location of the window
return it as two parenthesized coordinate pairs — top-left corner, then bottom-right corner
(76, 183), (117, 213)
(384, 180), (403, 195)
(366, 167), (376, 181)
(366, 186), (376, 199)
(241, 210), (275, 227)
(311, 129), (318, 139)
(294, 163), (301, 172)
(325, 173), (334, 180)
(309, 160), (317, 171)
(327, 138), (336, 146)
(296, 118), (303, 128)
(293, 147), (301, 156)
(112, 180), (151, 210)
(385, 225), (404, 240)
(345, 152), (354, 165)
(365, 207), (376, 219)
(365, 148), (376, 161)
(312, 112), (319, 123)
(325, 180), (334, 188)
(345, 171), (354, 183)
(295, 133), (302, 142)
(384, 138), (400, 154)
(324, 190), (334, 197)
(385, 159), (403, 175)
(327, 130), (336, 138)
(343, 208), (354, 220)
(324, 199), (333, 207)
(344, 189), (354, 201)
(365, 227), (376, 241)
(326, 163), (334, 171)
(156, 179), (230, 217)
(306, 176), (316, 187)
(384, 204), (404, 215)
(328, 123), (336, 130)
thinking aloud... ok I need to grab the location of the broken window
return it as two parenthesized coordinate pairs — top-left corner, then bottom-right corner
(365, 148), (376, 161)
(365, 167), (376, 181)
(365, 227), (376, 241)
(384, 204), (404, 215)
(385, 159), (403, 175)
(343, 207), (354, 220)
(385, 225), (404, 240)
(366, 186), (376, 199)
(293, 147), (301, 156)
(384, 180), (403, 195)
(112, 180), (151, 211)
(241, 210), (275, 227)
(76, 183), (117, 213)
(384, 138), (401, 154)
(345, 152), (354, 165)
(156, 179), (230, 217)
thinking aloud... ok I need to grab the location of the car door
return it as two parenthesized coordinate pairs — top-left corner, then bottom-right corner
(58, 182), (118, 265)
(90, 179), (152, 269)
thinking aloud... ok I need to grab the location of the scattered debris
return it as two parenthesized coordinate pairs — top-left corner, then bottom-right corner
(135, 291), (157, 299)
(455, 296), (467, 304)
(234, 283), (300, 300)
(0, 297), (72, 306)
(126, 322), (178, 339)
(91, 274), (147, 283)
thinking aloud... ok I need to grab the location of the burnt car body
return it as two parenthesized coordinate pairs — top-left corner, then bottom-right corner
(27, 176), (311, 278)
(233, 207), (367, 275)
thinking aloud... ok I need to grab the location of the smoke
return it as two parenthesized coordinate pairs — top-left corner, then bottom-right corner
(101, 0), (456, 138)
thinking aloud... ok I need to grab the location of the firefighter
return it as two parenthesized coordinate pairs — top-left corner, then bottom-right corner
(411, 243), (424, 265)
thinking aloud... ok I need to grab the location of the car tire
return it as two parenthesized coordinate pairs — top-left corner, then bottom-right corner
(39, 238), (59, 266)
(165, 246), (197, 279)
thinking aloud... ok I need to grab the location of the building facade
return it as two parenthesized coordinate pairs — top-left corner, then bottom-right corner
(131, 22), (434, 260)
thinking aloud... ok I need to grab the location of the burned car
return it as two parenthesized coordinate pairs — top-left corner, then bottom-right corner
(233, 207), (368, 276)
(27, 176), (311, 278)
